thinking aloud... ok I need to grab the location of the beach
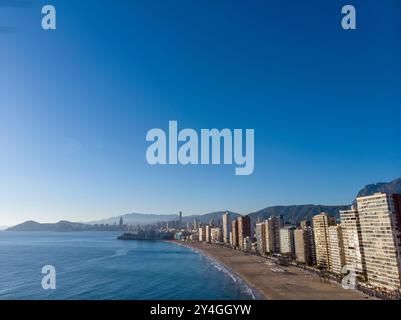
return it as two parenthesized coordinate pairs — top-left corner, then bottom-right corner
(173, 241), (374, 300)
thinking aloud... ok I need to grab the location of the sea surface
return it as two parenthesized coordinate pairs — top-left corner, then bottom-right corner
(0, 231), (254, 300)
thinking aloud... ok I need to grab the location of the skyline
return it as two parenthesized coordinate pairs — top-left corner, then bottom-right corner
(1, 1), (401, 225)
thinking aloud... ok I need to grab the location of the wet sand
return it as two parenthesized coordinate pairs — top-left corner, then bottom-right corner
(173, 241), (374, 300)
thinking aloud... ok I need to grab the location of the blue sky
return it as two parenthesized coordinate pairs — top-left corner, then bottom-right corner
(1, 0), (401, 225)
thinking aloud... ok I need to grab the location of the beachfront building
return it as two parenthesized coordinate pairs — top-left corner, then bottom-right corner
(205, 225), (211, 243)
(211, 227), (222, 243)
(279, 226), (296, 256)
(313, 212), (336, 269)
(294, 226), (315, 265)
(265, 216), (284, 253)
(357, 193), (401, 292)
(237, 216), (251, 250)
(255, 222), (267, 255)
(244, 236), (253, 252)
(199, 226), (206, 242)
(222, 212), (231, 244)
(231, 219), (239, 248)
(328, 225), (345, 274)
(340, 207), (367, 280)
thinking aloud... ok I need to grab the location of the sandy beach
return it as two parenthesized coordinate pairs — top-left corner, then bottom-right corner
(172, 241), (374, 300)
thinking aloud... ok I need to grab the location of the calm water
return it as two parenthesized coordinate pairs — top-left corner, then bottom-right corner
(0, 231), (254, 300)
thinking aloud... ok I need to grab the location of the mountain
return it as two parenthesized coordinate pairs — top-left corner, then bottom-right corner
(356, 178), (401, 198)
(88, 213), (180, 225)
(7, 220), (93, 232)
(182, 211), (240, 224)
(247, 205), (349, 224)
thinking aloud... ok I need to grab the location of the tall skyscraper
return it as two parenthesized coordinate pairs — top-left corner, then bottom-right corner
(294, 226), (315, 265)
(357, 193), (401, 292)
(179, 211), (182, 229)
(198, 226), (206, 242)
(231, 219), (239, 247)
(340, 207), (366, 279)
(210, 227), (222, 243)
(264, 216), (284, 253)
(255, 222), (267, 255)
(237, 216), (251, 250)
(279, 226), (296, 256)
(328, 225), (345, 274)
(205, 225), (211, 243)
(222, 212), (231, 244)
(313, 212), (336, 269)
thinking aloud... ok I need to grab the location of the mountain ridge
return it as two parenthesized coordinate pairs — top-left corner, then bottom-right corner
(6, 178), (401, 231)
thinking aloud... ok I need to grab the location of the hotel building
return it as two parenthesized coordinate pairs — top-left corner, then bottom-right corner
(313, 212), (336, 269)
(211, 227), (222, 243)
(328, 225), (345, 274)
(265, 216), (284, 253)
(357, 193), (401, 292)
(280, 226), (296, 256)
(237, 216), (251, 250)
(205, 225), (211, 243)
(222, 212), (231, 244)
(231, 219), (239, 248)
(340, 207), (367, 279)
(294, 226), (316, 265)
(255, 221), (267, 255)
(198, 226), (206, 242)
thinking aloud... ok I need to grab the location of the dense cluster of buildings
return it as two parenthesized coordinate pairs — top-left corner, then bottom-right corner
(177, 192), (401, 296)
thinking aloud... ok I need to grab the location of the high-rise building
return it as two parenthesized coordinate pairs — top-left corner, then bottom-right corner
(340, 207), (366, 279)
(211, 227), (222, 243)
(222, 212), (231, 244)
(198, 226), (206, 242)
(294, 227), (315, 265)
(205, 225), (211, 243)
(237, 216), (251, 250)
(231, 220), (239, 247)
(264, 216), (284, 253)
(279, 226), (296, 256)
(313, 212), (336, 269)
(179, 211), (182, 229)
(328, 225), (345, 274)
(255, 222), (267, 255)
(243, 236), (253, 252)
(357, 193), (401, 292)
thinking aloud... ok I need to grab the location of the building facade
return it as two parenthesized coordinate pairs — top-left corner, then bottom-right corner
(255, 222), (267, 255)
(357, 193), (401, 292)
(222, 212), (231, 244)
(294, 226), (315, 265)
(313, 212), (336, 269)
(340, 207), (367, 279)
(328, 225), (345, 274)
(237, 216), (251, 250)
(280, 226), (296, 256)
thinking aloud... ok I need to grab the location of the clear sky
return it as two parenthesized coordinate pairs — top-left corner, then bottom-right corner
(1, 0), (401, 225)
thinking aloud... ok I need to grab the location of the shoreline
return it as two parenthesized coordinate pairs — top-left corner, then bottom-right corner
(168, 240), (264, 300)
(168, 241), (374, 300)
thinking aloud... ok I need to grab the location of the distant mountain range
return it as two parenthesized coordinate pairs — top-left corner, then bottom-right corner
(6, 178), (401, 232)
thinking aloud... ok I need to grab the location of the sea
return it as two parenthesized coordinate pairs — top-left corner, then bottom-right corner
(0, 231), (255, 300)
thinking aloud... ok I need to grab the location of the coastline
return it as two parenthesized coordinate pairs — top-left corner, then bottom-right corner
(168, 240), (264, 300)
(168, 241), (374, 300)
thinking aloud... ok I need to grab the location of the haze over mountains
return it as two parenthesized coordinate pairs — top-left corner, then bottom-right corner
(6, 178), (401, 232)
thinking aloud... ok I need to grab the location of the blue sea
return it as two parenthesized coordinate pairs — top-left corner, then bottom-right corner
(0, 231), (254, 300)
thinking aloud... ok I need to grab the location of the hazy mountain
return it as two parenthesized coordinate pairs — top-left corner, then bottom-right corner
(247, 205), (349, 224)
(88, 213), (180, 226)
(7, 178), (401, 231)
(7, 220), (93, 232)
(356, 178), (401, 198)
(182, 211), (240, 224)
